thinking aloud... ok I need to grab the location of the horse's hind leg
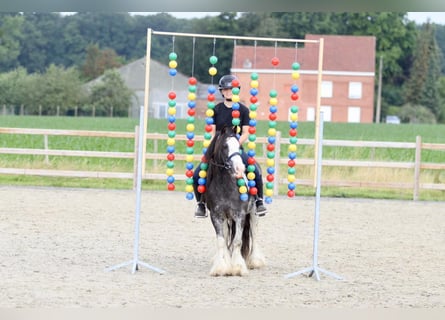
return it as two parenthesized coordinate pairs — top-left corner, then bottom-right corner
(230, 219), (249, 276)
(246, 213), (266, 269)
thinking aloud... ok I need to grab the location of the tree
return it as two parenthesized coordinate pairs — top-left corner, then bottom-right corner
(0, 15), (24, 72)
(404, 21), (442, 120)
(88, 69), (133, 117)
(81, 44), (122, 81)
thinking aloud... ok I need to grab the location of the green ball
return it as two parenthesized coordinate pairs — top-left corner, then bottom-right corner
(209, 55), (218, 65)
(168, 131), (176, 138)
(167, 161), (174, 168)
(169, 52), (177, 60)
(251, 72), (259, 80)
(232, 118), (240, 126)
(168, 100), (176, 107)
(267, 151), (275, 159)
(289, 137), (298, 144)
(269, 89), (278, 98)
(232, 87), (240, 95)
(187, 116), (195, 123)
(237, 179), (245, 186)
(291, 105), (298, 113)
(249, 134), (256, 141)
(188, 85), (196, 92)
(247, 165), (256, 172)
(269, 121), (277, 128)
(292, 62), (300, 70)
(200, 163), (208, 170)
(288, 167), (296, 174)
(266, 182), (274, 189)
(250, 104), (257, 111)
(186, 147), (194, 154)
(204, 132), (212, 140)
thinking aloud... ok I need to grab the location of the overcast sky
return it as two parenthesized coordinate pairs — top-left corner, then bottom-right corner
(137, 12), (445, 24)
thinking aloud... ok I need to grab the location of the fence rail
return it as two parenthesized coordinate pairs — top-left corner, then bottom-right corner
(1, 127), (444, 200)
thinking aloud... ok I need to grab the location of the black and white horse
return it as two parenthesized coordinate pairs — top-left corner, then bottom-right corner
(202, 126), (265, 276)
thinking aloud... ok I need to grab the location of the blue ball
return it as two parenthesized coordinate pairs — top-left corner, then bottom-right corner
(269, 106), (278, 113)
(247, 150), (256, 157)
(198, 177), (206, 185)
(291, 84), (299, 93)
(188, 101), (196, 108)
(166, 146), (175, 153)
(248, 180), (256, 187)
(186, 132), (195, 139)
(169, 69), (177, 76)
(167, 176), (175, 183)
(186, 162), (194, 170)
(267, 167), (275, 174)
(232, 103), (240, 110)
(240, 193), (248, 201)
(288, 152), (297, 159)
(249, 119), (257, 127)
(268, 136), (276, 144)
(250, 88), (258, 96)
(206, 117), (214, 125)
(168, 116), (176, 123)
(265, 196), (273, 204)
(288, 183), (296, 190)
(290, 122), (298, 129)
(186, 192), (194, 200)
(208, 85), (216, 94)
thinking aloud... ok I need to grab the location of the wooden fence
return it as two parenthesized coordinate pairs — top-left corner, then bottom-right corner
(1, 127), (444, 200)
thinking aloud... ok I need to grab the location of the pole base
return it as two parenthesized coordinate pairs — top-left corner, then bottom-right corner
(285, 265), (342, 281)
(105, 259), (166, 274)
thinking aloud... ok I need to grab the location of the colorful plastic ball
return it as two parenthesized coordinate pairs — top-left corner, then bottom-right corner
(291, 84), (299, 93)
(288, 175), (296, 182)
(292, 62), (300, 70)
(265, 197), (273, 204)
(168, 91), (176, 100)
(292, 72), (300, 80)
(189, 77), (197, 85)
(240, 193), (249, 201)
(169, 69), (177, 76)
(239, 186), (248, 194)
(187, 92), (196, 101)
(249, 187), (258, 195)
(169, 52), (177, 60)
(232, 118), (241, 126)
(208, 85), (217, 94)
(209, 55), (218, 65)
(250, 72), (259, 80)
(188, 108), (196, 116)
(186, 192), (194, 200)
(247, 172), (256, 180)
(209, 67), (217, 76)
(169, 60), (178, 69)
(266, 174), (274, 182)
(250, 80), (259, 88)
(288, 144), (297, 152)
(271, 57), (280, 66)
(167, 183), (175, 191)
(197, 185), (206, 193)
(166, 168), (174, 176)
(266, 159), (275, 167)
(287, 190), (295, 197)
(188, 85), (197, 93)
(269, 105), (278, 113)
(167, 176), (175, 183)
(265, 189), (274, 197)
(231, 95), (240, 103)
(288, 182), (296, 190)
(269, 97), (278, 105)
(269, 90), (278, 98)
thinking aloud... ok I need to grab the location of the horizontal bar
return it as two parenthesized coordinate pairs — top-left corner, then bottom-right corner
(151, 30), (319, 44)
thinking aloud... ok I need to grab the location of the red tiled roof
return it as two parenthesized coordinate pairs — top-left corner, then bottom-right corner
(232, 34), (376, 72)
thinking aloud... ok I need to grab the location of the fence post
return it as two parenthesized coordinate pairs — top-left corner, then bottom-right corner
(57, 106), (60, 117)
(133, 126), (140, 190)
(44, 134), (49, 164)
(39, 105), (42, 116)
(413, 135), (421, 201)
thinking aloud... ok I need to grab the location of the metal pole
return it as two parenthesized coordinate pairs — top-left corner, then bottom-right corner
(313, 38), (324, 188)
(285, 112), (342, 281)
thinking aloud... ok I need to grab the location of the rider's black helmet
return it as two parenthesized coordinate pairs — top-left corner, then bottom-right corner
(218, 74), (240, 90)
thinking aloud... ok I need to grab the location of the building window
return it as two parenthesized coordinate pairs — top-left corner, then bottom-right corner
(348, 106), (361, 123)
(306, 106), (331, 122)
(321, 81), (333, 98)
(349, 82), (362, 99)
(307, 107), (315, 121)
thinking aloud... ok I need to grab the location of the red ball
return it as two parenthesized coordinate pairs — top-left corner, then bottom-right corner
(186, 139), (194, 147)
(201, 155), (207, 163)
(185, 170), (194, 178)
(289, 128), (297, 136)
(188, 108), (196, 116)
(291, 93), (299, 101)
(288, 159), (295, 167)
(197, 185), (206, 193)
(168, 123), (176, 131)
(207, 94), (215, 101)
(267, 144), (275, 151)
(271, 57), (280, 66)
(250, 96), (258, 103)
(232, 79), (240, 88)
(249, 187), (258, 195)
(167, 183), (175, 191)
(167, 153), (175, 161)
(188, 77), (197, 85)
(247, 157), (256, 165)
(232, 110), (240, 118)
(168, 91), (176, 100)
(248, 127), (256, 134)
(287, 190), (295, 197)
(267, 174), (275, 182)
(269, 113), (277, 121)
(205, 124), (213, 132)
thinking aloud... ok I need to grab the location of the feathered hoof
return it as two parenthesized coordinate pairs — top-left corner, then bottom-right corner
(247, 252), (266, 269)
(210, 260), (232, 276)
(230, 263), (249, 276)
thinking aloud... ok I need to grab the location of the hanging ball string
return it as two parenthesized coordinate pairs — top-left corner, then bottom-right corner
(166, 40), (177, 191)
(185, 38), (198, 200)
(288, 61), (300, 198)
(246, 71), (259, 198)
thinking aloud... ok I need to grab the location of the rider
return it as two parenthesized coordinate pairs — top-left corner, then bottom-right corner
(193, 74), (267, 218)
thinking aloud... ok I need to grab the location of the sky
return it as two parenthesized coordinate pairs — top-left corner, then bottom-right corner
(135, 12), (445, 24)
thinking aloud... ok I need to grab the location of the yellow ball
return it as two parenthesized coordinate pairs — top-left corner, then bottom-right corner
(232, 95), (240, 103)
(199, 170), (207, 178)
(187, 92), (196, 100)
(268, 128), (276, 136)
(239, 186), (247, 194)
(186, 155), (194, 162)
(249, 111), (257, 119)
(266, 159), (275, 167)
(169, 60), (178, 69)
(288, 144), (297, 152)
(292, 71), (300, 80)
(250, 80), (259, 88)
(290, 113), (298, 121)
(186, 123), (195, 132)
(206, 109), (214, 117)
(168, 107), (176, 115)
(265, 189), (274, 197)
(166, 168), (174, 176)
(247, 172), (256, 180)
(203, 140), (211, 148)
(185, 185), (194, 192)
(269, 97), (278, 105)
(288, 175), (296, 182)
(247, 141), (256, 150)
(167, 138), (175, 146)
(209, 67), (217, 76)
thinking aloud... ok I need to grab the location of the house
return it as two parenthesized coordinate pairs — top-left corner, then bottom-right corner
(231, 34), (376, 123)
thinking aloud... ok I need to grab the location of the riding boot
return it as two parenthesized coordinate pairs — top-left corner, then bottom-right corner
(193, 187), (207, 218)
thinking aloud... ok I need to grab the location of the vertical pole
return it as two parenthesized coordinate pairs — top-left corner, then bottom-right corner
(413, 135), (421, 201)
(141, 28), (152, 176)
(313, 38), (324, 188)
(44, 134), (49, 164)
(273, 131), (281, 196)
(375, 55), (383, 123)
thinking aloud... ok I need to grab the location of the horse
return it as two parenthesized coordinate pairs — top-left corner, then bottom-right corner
(202, 125), (266, 276)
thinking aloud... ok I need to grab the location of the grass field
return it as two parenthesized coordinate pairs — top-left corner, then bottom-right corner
(1, 115), (444, 200)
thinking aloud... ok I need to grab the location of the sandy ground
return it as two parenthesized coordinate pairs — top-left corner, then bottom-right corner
(0, 185), (444, 308)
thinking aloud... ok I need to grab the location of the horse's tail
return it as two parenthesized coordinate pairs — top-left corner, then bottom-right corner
(241, 213), (251, 259)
